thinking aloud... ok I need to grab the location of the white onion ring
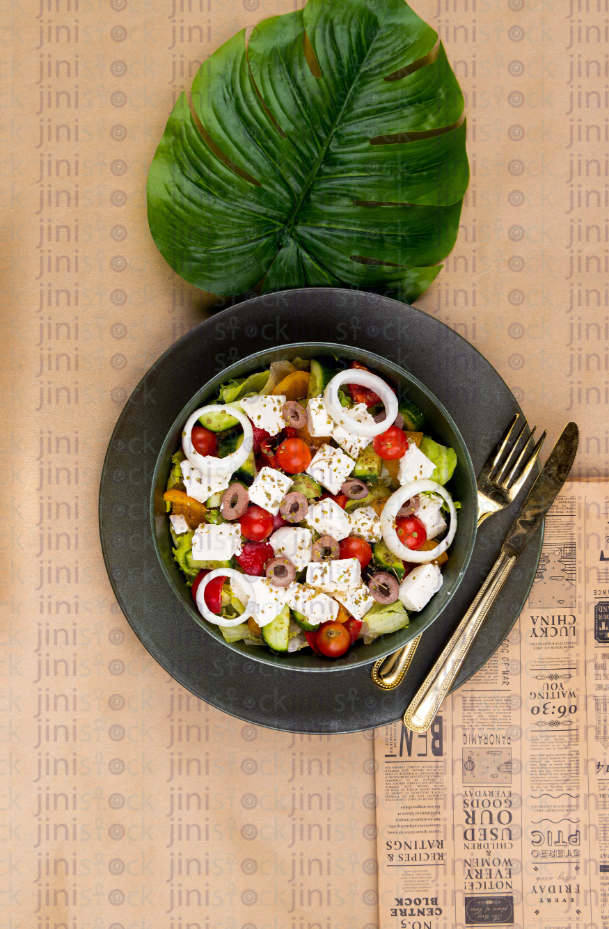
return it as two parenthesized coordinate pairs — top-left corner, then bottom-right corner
(323, 370), (398, 437)
(195, 569), (255, 627)
(380, 480), (457, 564)
(182, 404), (253, 474)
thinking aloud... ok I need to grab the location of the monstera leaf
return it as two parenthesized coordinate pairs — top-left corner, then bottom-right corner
(147, 0), (468, 303)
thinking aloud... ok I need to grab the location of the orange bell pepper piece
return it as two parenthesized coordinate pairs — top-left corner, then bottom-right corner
(419, 538), (448, 566)
(273, 370), (310, 401)
(163, 488), (207, 530)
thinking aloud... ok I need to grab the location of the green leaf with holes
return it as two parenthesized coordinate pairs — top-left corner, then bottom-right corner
(147, 0), (468, 303)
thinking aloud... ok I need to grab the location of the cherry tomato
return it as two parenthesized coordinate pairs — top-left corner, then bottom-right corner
(339, 536), (373, 570)
(238, 504), (274, 542)
(316, 621), (351, 658)
(373, 425), (408, 460)
(191, 425), (217, 456)
(396, 515), (427, 550)
(344, 617), (362, 644)
(273, 512), (287, 531)
(275, 438), (312, 474)
(191, 569), (209, 602)
(321, 492), (349, 510)
(283, 426), (298, 439)
(202, 575), (226, 614)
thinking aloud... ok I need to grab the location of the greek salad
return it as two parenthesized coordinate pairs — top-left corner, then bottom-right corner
(164, 357), (459, 659)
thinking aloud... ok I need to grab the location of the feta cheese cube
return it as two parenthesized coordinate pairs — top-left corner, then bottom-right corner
(248, 467), (293, 515)
(306, 499), (351, 541)
(270, 527), (313, 570)
(348, 506), (382, 543)
(180, 459), (231, 502)
(332, 404), (375, 457)
(414, 493), (447, 540)
(306, 398), (335, 437)
(248, 577), (288, 628)
(333, 584), (375, 621)
(398, 443), (436, 484)
(306, 443), (354, 495)
(169, 514), (190, 535)
(192, 523), (242, 560)
(306, 557), (361, 592)
(398, 563), (443, 612)
(285, 582), (339, 626)
(241, 395), (286, 436)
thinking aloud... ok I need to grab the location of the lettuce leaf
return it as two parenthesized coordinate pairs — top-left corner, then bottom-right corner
(361, 600), (409, 643)
(217, 370), (270, 403)
(420, 436), (457, 485)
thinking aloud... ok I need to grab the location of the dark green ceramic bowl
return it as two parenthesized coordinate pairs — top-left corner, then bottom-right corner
(151, 343), (477, 671)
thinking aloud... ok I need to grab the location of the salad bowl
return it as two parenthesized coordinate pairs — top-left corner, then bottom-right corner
(151, 342), (478, 671)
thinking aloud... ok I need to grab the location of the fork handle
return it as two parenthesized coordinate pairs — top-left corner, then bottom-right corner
(402, 551), (516, 733)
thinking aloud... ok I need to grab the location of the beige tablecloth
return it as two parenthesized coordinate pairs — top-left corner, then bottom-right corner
(1, 0), (604, 923)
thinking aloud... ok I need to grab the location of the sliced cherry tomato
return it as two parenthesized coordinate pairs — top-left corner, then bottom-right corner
(316, 621), (351, 658)
(202, 574), (226, 614)
(191, 425), (217, 456)
(275, 438), (312, 474)
(321, 492), (349, 510)
(305, 630), (322, 654)
(339, 536), (373, 570)
(238, 505), (274, 542)
(373, 425), (408, 460)
(191, 569), (209, 602)
(344, 617), (362, 645)
(252, 426), (271, 455)
(257, 440), (277, 470)
(396, 515), (427, 550)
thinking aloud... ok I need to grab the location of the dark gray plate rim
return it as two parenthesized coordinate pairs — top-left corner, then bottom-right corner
(99, 288), (542, 733)
(150, 341), (478, 672)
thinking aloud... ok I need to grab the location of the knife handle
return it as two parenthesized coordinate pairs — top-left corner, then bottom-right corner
(403, 551), (517, 733)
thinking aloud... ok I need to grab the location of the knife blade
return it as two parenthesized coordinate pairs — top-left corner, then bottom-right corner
(501, 421), (579, 560)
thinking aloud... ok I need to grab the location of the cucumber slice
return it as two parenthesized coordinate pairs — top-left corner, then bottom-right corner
(261, 603), (291, 652)
(198, 403), (242, 433)
(307, 359), (335, 399)
(206, 491), (223, 507)
(399, 400), (425, 432)
(291, 608), (318, 633)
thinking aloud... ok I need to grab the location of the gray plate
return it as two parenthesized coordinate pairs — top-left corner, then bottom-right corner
(99, 288), (541, 733)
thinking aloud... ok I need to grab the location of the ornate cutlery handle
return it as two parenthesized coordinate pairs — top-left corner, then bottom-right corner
(371, 635), (421, 689)
(402, 551), (516, 732)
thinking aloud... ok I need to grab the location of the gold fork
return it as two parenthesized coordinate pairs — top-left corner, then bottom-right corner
(371, 414), (546, 690)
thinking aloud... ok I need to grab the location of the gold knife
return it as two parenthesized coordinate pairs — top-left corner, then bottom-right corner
(403, 421), (579, 733)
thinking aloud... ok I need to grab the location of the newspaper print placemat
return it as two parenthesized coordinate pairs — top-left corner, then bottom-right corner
(375, 483), (609, 929)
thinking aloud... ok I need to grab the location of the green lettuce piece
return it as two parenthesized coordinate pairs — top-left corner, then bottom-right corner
(218, 370), (269, 402)
(362, 601), (409, 642)
(165, 449), (186, 510)
(220, 622), (249, 644)
(172, 530), (198, 580)
(420, 436), (457, 485)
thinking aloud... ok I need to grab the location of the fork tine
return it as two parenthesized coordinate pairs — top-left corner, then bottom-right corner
(495, 420), (534, 484)
(488, 413), (520, 475)
(506, 429), (547, 498)
(502, 425), (537, 487)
